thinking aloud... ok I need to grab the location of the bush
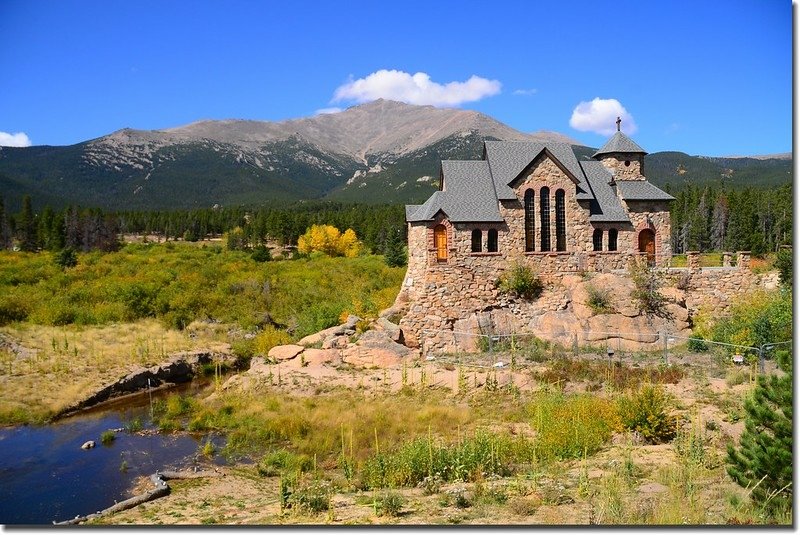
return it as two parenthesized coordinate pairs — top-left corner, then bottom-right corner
(100, 430), (116, 445)
(586, 284), (614, 314)
(250, 246), (272, 263)
(374, 491), (404, 517)
(687, 337), (708, 352)
(617, 384), (677, 444)
(497, 263), (543, 300)
(54, 248), (78, 269)
(629, 258), (669, 317)
(773, 248), (791, 287)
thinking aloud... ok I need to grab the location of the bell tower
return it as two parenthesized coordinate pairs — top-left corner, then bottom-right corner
(593, 117), (647, 181)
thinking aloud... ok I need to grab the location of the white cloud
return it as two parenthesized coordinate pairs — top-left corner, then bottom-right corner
(513, 88), (538, 96)
(0, 131), (32, 147)
(315, 107), (343, 115)
(569, 98), (637, 136)
(332, 69), (501, 107)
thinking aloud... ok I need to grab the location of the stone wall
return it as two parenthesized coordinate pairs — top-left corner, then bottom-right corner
(598, 154), (645, 180)
(397, 247), (778, 353)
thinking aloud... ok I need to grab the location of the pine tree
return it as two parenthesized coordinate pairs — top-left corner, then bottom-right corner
(17, 195), (37, 252)
(383, 228), (407, 267)
(0, 196), (11, 249)
(726, 355), (792, 517)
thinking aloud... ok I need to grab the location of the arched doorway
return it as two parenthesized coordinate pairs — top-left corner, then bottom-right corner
(638, 229), (656, 266)
(434, 224), (448, 262)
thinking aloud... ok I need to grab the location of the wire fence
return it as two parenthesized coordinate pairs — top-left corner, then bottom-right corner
(420, 328), (791, 377)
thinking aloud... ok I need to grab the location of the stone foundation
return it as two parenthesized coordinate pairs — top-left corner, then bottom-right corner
(397, 253), (777, 354)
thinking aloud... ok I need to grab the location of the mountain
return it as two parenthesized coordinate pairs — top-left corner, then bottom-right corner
(0, 100), (792, 211)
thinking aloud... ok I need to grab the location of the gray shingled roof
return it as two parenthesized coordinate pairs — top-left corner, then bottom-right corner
(579, 161), (631, 223)
(483, 141), (593, 201)
(592, 131), (647, 158)
(405, 204), (422, 220)
(617, 180), (675, 201)
(406, 160), (503, 223)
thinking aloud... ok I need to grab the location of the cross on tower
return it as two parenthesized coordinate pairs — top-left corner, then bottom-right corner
(616, 116), (621, 132)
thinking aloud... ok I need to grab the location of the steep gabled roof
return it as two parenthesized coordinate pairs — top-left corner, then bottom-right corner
(406, 160), (503, 223)
(405, 204), (422, 220)
(483, 141), (592, 200)
(579, 161), (631, 223)
(592, 131), (647, 158)
(617, 180), (675, 201)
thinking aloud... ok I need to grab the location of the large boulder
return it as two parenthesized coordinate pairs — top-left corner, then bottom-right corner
(301, 348), (341, 367)
(297, 316), (362, 347)
(374, 317), (403, 343)
(267, 344), (304, 361)
(342, 347), (404, 368)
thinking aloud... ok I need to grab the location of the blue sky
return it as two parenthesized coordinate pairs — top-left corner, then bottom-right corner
(0, 0), (791, 156)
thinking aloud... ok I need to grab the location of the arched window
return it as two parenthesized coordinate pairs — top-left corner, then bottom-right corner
(555, 189), (566, 251)
(540, 187), (550, 251)
(608, 228), (618, 251)
(434, 224), (448, 262)
(592, 229), (603, 251)
(487, 229), (498, 252)
(471, 229), (482, 253)
(524, 189), (535, 252)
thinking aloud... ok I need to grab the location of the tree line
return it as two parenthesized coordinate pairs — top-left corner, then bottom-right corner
(0, 181), (791, 257)
(666, 181), (792, 255)
(0, 196), (407, 257)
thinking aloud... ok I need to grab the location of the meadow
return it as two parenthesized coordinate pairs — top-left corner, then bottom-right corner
(0, 243), (404, 423)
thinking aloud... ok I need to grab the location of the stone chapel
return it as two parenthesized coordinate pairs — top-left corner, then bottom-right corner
(399, 121), (676, 347)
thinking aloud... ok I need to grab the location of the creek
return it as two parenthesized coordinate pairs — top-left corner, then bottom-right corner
(0, 380), (226, 525)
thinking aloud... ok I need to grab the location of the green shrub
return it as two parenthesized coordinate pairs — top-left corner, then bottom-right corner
(497, 263), (543, 300)
(687, 337), (708, 352)
(374, 491), (404, 517)
(586, 284), (614, 314)
(290, 479), (332, 514)
(617, 384), (677, 444)
(774, 248), (792, 287)
(54, 248), (78, 269)
(629, 259), (669, 317)
(0, 294), (30, 324)
(250, 246), (272, 263)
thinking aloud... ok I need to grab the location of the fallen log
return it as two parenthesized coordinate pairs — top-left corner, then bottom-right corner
(53, 469), (223, 525)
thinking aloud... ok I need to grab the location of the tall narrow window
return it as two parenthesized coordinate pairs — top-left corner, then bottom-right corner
(540, 187), (550, 251)
(592, 229), (603, 251)
(524, 189), (535, 252)
(555, 189), (566, 251)
(608, 228), (618, 251)
(487, 229), (498, 252)
(471, 229), (482, 252)
(434, 224), (448, 262)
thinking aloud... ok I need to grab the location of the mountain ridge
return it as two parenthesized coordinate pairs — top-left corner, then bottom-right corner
(0, 100), (792, 211)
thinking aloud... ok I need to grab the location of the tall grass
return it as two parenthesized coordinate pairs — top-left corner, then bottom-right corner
(0, 244), (405, 336)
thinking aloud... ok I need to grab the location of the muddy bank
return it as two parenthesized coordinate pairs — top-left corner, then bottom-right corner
(55, 350), (236, 419)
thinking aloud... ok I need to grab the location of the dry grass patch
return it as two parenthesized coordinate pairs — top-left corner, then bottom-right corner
(0, 320), (229, 423)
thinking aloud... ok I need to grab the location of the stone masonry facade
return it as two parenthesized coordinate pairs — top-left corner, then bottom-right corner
(399, 131), (775, 352)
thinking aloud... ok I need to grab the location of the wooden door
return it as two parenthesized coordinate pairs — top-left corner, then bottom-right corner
(638, 229), (656, 266)
(434, 224), (447, 262)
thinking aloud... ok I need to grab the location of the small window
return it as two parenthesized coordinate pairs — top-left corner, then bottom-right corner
(624, 160), (631, 167)
(592, 229), (603, 251)
(608, 228), (618, 251)
(487, 229), (498, 252)
(471, 229), (482, 253)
